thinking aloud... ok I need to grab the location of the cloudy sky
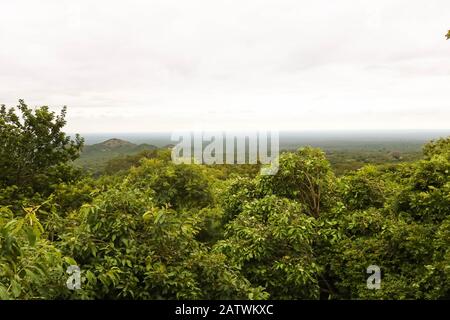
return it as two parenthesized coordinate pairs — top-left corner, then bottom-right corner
(0, 0), (449, 133)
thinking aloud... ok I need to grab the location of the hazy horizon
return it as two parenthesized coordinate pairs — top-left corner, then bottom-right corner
(78, 129), (450, 146)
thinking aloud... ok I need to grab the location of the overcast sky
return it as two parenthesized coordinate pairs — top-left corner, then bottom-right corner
(0, 0), (449, 133)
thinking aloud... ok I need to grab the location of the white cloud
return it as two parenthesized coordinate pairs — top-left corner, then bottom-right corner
(0, 0), (449, 132)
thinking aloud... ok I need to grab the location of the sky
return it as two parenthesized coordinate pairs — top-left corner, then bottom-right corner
(0, 0), (449, 133)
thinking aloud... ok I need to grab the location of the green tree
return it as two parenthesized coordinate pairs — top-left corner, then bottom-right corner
(59, 184), (266, 299)
(339, 165), (389, 210)
(0, 100), (84, 198)
(257, 147), (336, 218)
(215, 196), (320, 299)
(319, 138), (450, 299)
(0, 205), (72, 299)
(125, 158), (214, 210)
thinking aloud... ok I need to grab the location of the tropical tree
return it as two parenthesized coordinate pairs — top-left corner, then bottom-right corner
(257, 147), (336, 218)
(0, 100), (84, 200)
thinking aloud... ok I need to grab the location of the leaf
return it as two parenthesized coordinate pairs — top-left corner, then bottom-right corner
(26, 228), (37, 246)
(11, 219), (24, 234)
(154, 210), (165, 224)
(0, 285), (10, 300)
(10, 280), (22, 298)
(86, 270), (97, 284)
(64, 257), (77, 266)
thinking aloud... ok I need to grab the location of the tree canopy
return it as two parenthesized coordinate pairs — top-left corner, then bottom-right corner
(0, 100), (83, 202)
(0, 102), (449, 299)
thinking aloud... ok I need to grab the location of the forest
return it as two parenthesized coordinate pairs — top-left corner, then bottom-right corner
(0, 101), (449, 300)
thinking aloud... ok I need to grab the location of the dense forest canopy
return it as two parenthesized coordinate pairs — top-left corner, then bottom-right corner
(0, 101), (449, 299)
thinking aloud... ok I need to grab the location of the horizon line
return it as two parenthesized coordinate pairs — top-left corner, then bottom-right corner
(68, 129), (450, 135)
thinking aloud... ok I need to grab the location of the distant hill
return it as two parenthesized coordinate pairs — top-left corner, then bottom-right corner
(75, 138), (158, 172)
(91, 138), (135, 149)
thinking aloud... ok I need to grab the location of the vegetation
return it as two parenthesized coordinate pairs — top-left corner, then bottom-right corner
(76, 138), (424, 177)
(0, 101), (449, 299)
(75, 138), (158, 174)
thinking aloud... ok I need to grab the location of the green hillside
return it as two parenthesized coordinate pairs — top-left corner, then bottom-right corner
(75, 138), (158, 173)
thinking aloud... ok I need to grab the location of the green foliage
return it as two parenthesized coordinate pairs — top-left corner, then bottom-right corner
(1, 103), (449, 300)
(321, 207), (449, 299)
(215, 196), (320, 299)
(103, 149), (169, 175)
(59, 186), (265, 299)
(125, 158), (214, 210)
(50, 177), (97, 212)
(423, 137), (450, 159)
(75, 139), (159, 174)
(323, 143), (422, 175)
(0, 205), (72, 299)
(394, 141), (450, 223)
(318, 138), (450, 299)
(0, 100), (83, 201)
(220, 176), (260, 224)
(339, 165), (389, 210)
(257, 147), (336, 217)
